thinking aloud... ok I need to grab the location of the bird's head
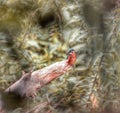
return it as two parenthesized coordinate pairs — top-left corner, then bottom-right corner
(67, 49), (76, 65)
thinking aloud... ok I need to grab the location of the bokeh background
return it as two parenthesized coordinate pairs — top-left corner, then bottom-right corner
(0, 0), (120, 113)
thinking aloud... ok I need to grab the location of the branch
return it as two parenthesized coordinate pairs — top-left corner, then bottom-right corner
(5, 49), (76, 97)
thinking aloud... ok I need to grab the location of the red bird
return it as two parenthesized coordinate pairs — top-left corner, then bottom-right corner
(67, 49), (76, 66)
(5, 49), (76, 97)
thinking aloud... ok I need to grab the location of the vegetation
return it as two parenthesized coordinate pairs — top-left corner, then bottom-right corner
(0, 0), (120, 113)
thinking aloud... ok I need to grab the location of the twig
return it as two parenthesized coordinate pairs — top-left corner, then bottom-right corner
(53, 0), (63, 25)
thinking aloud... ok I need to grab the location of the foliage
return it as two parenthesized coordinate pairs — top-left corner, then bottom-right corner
(0, 0), (120, 113)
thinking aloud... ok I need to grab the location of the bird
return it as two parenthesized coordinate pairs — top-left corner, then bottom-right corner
(67, 48), (76, 66)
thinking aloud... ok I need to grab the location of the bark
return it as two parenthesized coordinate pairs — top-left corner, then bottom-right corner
(5, 50), (76, 97)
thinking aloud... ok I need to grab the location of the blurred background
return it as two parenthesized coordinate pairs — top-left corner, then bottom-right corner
(0, 0), (120, 113)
